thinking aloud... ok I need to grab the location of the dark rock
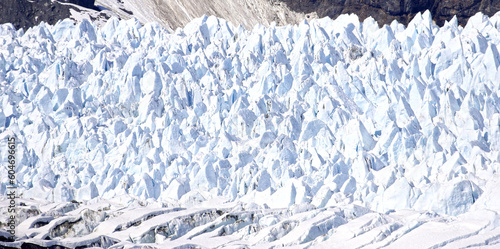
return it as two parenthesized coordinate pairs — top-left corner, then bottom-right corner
(0, 0), (499, 38)
(0, 0), (97, 30)
(21, 243), (70, 249)
(278, 0), (500, 26)
(60, 0), (96, 10)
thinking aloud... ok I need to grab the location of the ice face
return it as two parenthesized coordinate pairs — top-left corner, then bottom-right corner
(0, 11), (500, 220)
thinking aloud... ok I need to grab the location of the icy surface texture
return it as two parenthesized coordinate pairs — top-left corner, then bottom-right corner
(0, 11), (500, 221)
(1, 196), (500, 248)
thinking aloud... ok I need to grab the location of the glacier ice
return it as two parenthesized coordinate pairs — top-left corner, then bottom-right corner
(1, 10), (500, 247)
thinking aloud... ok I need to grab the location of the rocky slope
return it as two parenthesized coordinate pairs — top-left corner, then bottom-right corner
(2, 0), (499, 31)
(279, 0), (500, 26)
(0, 0), (104, 30)
(95, 0), (500, 31)
(95, 0), (308, 31)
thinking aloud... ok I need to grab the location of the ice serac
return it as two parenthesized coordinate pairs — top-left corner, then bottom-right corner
(77, 181), (99, 200)
(341, 119), (376, 159)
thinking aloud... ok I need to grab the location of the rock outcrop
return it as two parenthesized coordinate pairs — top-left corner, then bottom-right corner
(0, 0), (98, 30)
(279, 0), (500, 26)
(1, 0), (500, 34)
(102, 0), (500, 31)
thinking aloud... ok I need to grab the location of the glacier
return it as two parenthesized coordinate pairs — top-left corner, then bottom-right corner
(1, 10), (500, 248)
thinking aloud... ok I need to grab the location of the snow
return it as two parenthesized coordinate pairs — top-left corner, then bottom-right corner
(1, 9), (500, 248)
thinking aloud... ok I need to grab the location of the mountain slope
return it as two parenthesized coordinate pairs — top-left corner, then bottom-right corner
(95, 0), (500, 31)
(2, 0), (499, 31)
(96, 0), (308, 31)
(279, 0), (500, 26)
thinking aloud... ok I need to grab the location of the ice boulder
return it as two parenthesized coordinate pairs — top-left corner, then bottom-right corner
(341, 119), (376, 158)
(191, 161), (218, 191)
(141, 70), (162, 97)
(380, 178), (414, 212)
(268, 181), (297, 209)
(159, 178), (191, 201)
(54, 180), (76, 203)
(414, 180), (482, 215)
(77, 181), (99, 201)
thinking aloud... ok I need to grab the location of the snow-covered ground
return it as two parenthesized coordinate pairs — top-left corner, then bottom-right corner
(1, 10), (500, 248)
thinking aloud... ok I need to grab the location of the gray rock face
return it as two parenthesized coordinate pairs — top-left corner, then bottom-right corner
(106, 0), (500, 31)
(0, 0), (97, 30)
(60, 0), (97, 9)
(278, 0), (500, 26)
(1, 0), (499, 31)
